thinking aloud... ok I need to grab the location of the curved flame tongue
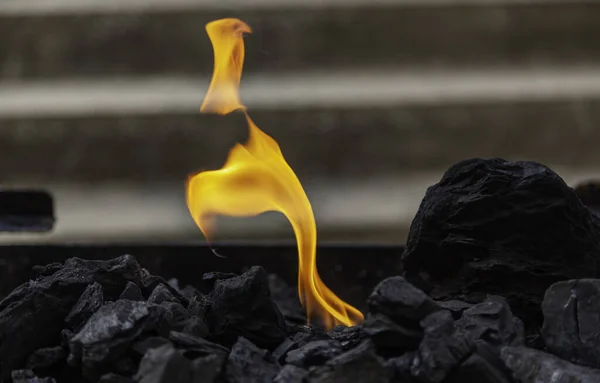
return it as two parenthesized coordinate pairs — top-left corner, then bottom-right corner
(186, 18), (364, 328)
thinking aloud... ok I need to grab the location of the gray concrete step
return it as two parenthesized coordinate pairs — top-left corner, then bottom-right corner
(1, 0), (599, 79)
(1, 67), (600, 183)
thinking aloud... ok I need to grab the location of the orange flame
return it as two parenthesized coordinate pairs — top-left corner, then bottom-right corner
(186, 18), (364, 328)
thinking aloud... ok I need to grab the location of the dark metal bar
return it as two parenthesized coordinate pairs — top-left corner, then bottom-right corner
(0, 190), (54, 232)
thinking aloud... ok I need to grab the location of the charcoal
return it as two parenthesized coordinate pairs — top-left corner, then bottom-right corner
(181, 316), (209, 338)
(445, 341), (515, 383)
(26, 346), (65, 371)
(308, 340), (391, 383)
(386, 352), (417, 382)
(273, 364), (309, 383)
(268, 273), (305, 323)
(201, 271), (237, 293)
(223, 337), (280, 383)
(141, 273), (188, 305)
(119, 281), (143, 301)
(286, 340), (343, 368)
(168, 331), (229, 359)
(132, 336), (172, 355)
(181, 285), (203, 302)
(501, 346), (600, 383)
(363, 312), (422, 352)
(410, 310), (475, 383)
(0, 254), (143, 378)
(148, 283), (180, 305)
(289, 324), (330, 346)
(99, 373), (136, 383)
(456, 296), (525, 348)
(134, 343), (192, 383)
(158, 301), (190, 331)
(542, 278), (600, 368)
(68, 299), (160, 379)
(272, 338), (299, 364)
(32, 262), (62, 278)
(437, 300), (474, 320)
(367, 276), (441, 325)
(11, 369), (56, 383)
(187, 295), (209, 317)
(64, 282), (104, 331)
(327, 325), (367, 350)
(208, 266), (287, 348)
(191, 353), (226, 383)
(402, 158), (600, 333)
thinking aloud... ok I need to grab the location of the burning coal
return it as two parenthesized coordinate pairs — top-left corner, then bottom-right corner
(185, 18), (363, 329)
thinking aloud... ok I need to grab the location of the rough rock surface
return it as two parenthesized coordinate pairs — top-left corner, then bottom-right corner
(542, 278), (600, 368)
(402, 158), (600, 332)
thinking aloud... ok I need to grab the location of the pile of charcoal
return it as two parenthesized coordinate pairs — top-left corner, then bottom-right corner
(2, 254), (600, 383)
(3, 157), (600, 383)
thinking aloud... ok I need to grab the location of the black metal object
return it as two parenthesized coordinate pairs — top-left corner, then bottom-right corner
(0, 189), (54, 232)
(0, 242), (403, 313)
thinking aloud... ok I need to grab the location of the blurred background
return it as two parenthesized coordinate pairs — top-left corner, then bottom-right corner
(1, 0), (600, 244)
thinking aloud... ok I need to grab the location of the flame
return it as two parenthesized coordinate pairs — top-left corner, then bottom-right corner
(186, 18), (364, 328)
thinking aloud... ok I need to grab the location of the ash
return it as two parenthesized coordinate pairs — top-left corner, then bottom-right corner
(3, 158), (600, 383)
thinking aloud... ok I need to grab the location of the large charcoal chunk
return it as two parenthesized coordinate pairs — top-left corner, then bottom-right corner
(363, 313), (422, 352)
(327, 325), (367, 350)
(0, 255), (143, 378)
(542, 279), (600, 368)
(309, 340), (391, 383)
(68, 299), (159, 379)
(11, 369), (56, 383)
(286, 340), (343, 368)
(169, 331), (229, 360)
(135, 343), (192, 383)
(223, 337), (279, 383)
(368, 276), (440, 324)
(64, 282), (104, 331)
(457, 296), (524, 348)
(273, 365), (308, 383)
(119, 281), (143, 301)
(148, 283), (180, 305)
(402, 158), (600, 330)
(446, 341), (515, 383)
(501, 346), (600, 383)
(268, 274), (305, 323)
(208, 266), (287, 348)
(411, 310), (475, 383)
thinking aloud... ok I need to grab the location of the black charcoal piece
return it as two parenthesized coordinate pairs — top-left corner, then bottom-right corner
(268, 274), (305, 323)
(99, 373), (136, 383)
(201, 272), (237, 293)
(501, 346), (600, 383)
(182, 316), (209, 338)
(437, 300), (474, 320)
(132, 336), (172, 355)
(191, 353), (227, 383)
(386, 352), (417, 382)
(273, 365), (308, 383)
(208, 266), (287, 348)
(169, 331), (229, 359)
(181, 285), (203, 302)
(309, 340), (391, 383)
(327, 325), (367, 351)
(446, 341), (515, 383)
(457, 296), (525, 348)
(368, 276), (440, 324)
(402, 158), (600, 332)
(64, 282), (104, 331)
(286, 340), (343, 368)
(0, 255), (143, 378)
(68, 299), (159, 379)
(141, 273), (188, 305)
(411, 310), (475, 383)
(158, 301), (190, 331)
(119, 281), (143, 301)
(135, 343), (192, 383)
(26, 346), (65, 371)
(148, 283), (181, 305)
(187, 295), (208, 317)
(223, 337), (279, 383)
(542, 279), (600, 368)
(11, 369), (56, 383)
(363, 312), (422, 352)
(272, 338), (299, 364)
